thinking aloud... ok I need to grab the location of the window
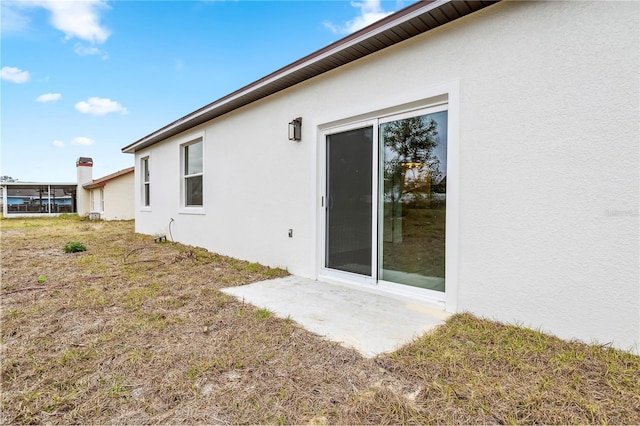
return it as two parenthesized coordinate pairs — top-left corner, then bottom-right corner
(183, 140), (203, 207)
(91, 189), (97, 211)
(91, 188), (104, 212)
(142, 156), (150, 207)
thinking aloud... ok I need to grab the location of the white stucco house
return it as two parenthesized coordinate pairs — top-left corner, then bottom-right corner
(122, 1), (639, 353)
(78, 160), (135, 220)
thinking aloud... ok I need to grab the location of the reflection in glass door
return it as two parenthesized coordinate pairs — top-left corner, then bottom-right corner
(325, 127), (373, 276)
(379, 111), (448, 291)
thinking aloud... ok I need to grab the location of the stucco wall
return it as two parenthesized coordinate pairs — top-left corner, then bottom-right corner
(76, 165), (93, 217)
(446, 2), (639, 353)
(133, 1), (639, 352)
(102, 172), (134, 220)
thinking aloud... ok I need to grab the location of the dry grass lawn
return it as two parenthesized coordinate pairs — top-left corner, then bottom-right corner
(1, 216), (639, 424)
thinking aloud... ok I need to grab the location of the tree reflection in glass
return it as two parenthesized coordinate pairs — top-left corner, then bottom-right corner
(379, 111), (447, 291)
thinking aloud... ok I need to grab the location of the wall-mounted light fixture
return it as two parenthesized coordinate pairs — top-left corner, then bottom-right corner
(288, 117), (302, 141)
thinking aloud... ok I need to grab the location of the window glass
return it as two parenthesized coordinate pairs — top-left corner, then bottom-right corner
(143, 158), (150, 181)
(185, 141), (203, 175)
(185, 175), (203, 206)
(379, 110), (448, 291)
(183, 140), (203, 207)
(142, 157), (150, 207)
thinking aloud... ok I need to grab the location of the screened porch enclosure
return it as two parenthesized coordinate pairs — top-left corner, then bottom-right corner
(2, 184), (77, 215)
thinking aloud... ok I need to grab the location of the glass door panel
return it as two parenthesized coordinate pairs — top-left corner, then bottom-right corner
(379, 111), (448, 291)
(326, 127), (373, 276)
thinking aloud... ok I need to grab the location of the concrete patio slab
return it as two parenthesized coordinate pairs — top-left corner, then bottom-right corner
(221, 276), (451, 358)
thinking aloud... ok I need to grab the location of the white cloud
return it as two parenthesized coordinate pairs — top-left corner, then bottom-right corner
(52, 140), (65, 148)
(75, 97), (128, 115)
(28, 0), (111, 44)
(1, 2), (30, 34)
(1, 66), (30, 83)
(72, 137), (95, 146)
(74, 43), (109, 59)
(36, 93), (62, 103)
(323, 0), (393, 34)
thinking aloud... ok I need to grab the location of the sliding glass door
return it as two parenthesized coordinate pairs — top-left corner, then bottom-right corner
(323, 106), (448, 294)
(325, 126), (373, 276)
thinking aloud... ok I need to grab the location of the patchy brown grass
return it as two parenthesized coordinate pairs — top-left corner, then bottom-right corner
(370, 315), (640, 424)
(2, 216), (639, 425)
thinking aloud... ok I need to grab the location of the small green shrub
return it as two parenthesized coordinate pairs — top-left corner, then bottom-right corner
(63, 241), (86, 253)
(37, 276), (47, 283)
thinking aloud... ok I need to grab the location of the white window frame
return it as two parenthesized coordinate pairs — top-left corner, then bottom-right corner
(141, 156), (150, 209)
(91, 189), (97, 212)
(99, 188), (105, 213)
(179, 131), (205, 214)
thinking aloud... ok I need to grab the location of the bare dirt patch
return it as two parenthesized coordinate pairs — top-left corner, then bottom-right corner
(1, 217), (639, 424)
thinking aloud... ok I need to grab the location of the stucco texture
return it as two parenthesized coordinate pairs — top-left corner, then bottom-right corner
(132, 1), (639, 352)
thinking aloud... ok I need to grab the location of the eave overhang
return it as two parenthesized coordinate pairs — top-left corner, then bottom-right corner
(83, 167), (135, 190)
(122, 0), (498, 154)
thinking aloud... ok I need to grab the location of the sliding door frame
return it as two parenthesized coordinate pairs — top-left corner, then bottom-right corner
(319, 119), (379, 287)
(316, 83), (459, 312)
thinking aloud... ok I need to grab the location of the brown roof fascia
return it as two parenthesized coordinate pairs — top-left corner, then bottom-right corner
(215, 0), (437, 96)
(83, 167), (134, 190)
(122, 0), (495, 154)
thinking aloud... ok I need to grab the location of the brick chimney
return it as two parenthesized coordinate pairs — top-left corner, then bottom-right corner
(76, 157), (93, 217)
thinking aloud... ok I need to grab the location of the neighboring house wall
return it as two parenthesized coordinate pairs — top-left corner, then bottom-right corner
(85, 168), (135, 221)
(131, 2), (639, 352)
(101, 172), (134, 220)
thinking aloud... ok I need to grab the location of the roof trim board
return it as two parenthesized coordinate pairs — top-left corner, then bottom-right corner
(122, 0), (497, 154)
(83, 167), (134, 190)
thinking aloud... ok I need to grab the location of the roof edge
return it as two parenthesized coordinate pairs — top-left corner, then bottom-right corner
(122, 0), (495, 154)
(83, 167), (134, 189)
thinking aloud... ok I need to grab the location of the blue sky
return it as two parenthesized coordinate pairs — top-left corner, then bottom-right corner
(1, 0), (412, 182)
